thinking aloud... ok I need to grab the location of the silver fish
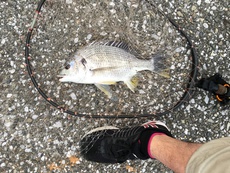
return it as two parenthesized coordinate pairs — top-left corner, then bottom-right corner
(58, 41), (169, 99)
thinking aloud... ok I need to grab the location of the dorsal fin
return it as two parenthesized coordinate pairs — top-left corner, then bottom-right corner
(89, 40), (132, 52)
(104, 41), (130, 50)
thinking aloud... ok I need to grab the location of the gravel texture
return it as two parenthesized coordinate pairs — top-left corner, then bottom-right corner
(0, 0), (229, 172)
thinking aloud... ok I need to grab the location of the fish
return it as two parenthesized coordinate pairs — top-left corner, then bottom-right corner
(58, 41), (169, 100)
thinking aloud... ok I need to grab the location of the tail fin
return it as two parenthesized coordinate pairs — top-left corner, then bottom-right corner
(151, 54), (170, 78)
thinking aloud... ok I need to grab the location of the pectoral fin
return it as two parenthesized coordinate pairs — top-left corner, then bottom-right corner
(124, 76), (139, 93)
(90, 67), (120, 73)
(95, 84), (118, 101)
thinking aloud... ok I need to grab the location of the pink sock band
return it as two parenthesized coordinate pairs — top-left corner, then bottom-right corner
(147, 133), (166, 159)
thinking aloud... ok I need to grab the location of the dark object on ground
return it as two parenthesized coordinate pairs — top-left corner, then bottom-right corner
(197, 73), (230, 104)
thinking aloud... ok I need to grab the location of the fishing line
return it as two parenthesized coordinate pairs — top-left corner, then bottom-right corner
(25, 0), (199, 118)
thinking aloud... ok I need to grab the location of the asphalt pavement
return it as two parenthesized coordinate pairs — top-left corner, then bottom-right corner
(0, 0), (229, 172)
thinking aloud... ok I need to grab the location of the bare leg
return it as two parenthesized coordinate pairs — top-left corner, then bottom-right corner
(150, 135), (203, 173)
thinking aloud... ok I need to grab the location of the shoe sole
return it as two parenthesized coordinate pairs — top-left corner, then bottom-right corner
(81, 126), (119, 139)
(81, 121), (169, 140)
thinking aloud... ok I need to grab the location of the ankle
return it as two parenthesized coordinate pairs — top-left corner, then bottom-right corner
(147, 133), (166, 158)
(139, 130), (167, 158)
(149, 134), (175, 156)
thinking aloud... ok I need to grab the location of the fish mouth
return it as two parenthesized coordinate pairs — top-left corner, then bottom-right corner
(58, 76), (63, 81)
(57, 75), (65, 81)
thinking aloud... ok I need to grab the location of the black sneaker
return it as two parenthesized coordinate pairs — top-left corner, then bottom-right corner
(80, 121), (172, 163)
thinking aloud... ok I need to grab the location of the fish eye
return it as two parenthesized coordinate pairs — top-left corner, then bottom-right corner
(65, 64), (70, 69)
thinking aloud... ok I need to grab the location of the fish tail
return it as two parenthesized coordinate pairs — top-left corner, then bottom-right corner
(151, 54), (170, 78)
